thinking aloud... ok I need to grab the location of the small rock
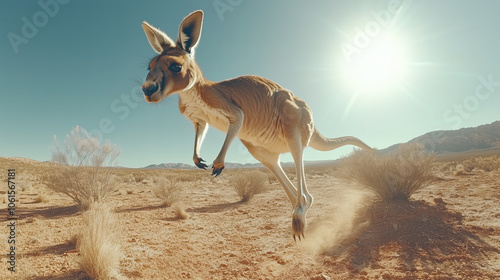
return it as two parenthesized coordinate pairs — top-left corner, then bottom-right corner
(276, 258), (286, 265)
(319, 273), (331, 280)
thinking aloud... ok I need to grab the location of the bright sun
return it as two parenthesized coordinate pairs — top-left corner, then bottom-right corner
(343, 36), (406, 93)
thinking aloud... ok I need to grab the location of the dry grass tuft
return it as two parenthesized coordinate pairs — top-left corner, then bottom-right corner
(33, 192), (49, 203)
(16, 180), (33, 192)
(231, 171), (269, 202)
(338, 143), (437, 201)
(153, 177), (182, 207)
(174, 204), (189, 220)
(462, 155), (500, 172)
(45, 126), (120, 210)
(453, 164), (468, 176)
(78, 202), (121, 280)
(441, 155), (500, 176)
(176, 173), (204, 183)
(68, 233), (79, 247)
(133, 173), (147, 183)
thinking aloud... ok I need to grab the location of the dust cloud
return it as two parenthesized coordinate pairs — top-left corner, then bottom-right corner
(301, 187), (373, 255)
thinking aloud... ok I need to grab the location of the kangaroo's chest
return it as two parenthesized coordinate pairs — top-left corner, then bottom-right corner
(179, 93), (228, 132)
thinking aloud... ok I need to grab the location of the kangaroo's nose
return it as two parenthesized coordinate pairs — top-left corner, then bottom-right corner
(143, 83), (159, 97)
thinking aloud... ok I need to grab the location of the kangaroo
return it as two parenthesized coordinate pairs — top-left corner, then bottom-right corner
(141, 10), (373, 240)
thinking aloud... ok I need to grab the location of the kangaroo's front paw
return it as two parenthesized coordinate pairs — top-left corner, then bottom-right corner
(193, 157), (208, 170)
(211, 161), (225, 177)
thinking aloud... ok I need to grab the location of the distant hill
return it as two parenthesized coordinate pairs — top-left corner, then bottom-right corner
(144, 163), (197, 169)
(384, 121), (500, 156)
(142, 160), (337, 170)
(143, 162), (263, 169)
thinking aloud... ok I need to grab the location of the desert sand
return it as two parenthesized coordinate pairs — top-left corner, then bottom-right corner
(1, 157), (499, 279)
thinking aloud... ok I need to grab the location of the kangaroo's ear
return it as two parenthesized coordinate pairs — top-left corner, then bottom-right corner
(177, 10), (203, 54)
(142, 21), (175, 53)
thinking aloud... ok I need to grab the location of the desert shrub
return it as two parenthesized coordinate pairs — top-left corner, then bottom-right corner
(453, 164), (468, 176)
(338, 143), (436, 201)
(449, 155), (500, 175)
(78, 202), (121, 280)
(476, 155), (500, 171)
(439, 161), (458, 172)
(174, 204), (189, 220)
(266, 171), (277, 184)
(133, 173), (147, 183)
(15, 180), (33, 192)
(462, 159), (476, 172)
(175, 173), (204, 182)
(232, 171), (269, 202)
(464, 155), (500, 172)
(153, 177), (182, 207)
(45, 126), (120, 210)
(119, 173), (135, 184)
(33, 192), (49, 203)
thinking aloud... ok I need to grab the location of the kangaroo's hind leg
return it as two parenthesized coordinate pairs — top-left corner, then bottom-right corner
(285, 129), (313, 241)
(282, 101), (314, 241)
(240, 140), (297, 207)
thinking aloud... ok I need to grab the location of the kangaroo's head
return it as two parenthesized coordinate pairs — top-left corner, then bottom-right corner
(141, 10), (203, 103)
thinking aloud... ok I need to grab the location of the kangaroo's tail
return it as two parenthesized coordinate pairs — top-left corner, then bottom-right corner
(309, 127), (373, 152)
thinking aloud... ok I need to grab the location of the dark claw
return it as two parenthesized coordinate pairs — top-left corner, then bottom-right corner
(293, 233), (304, 242)
(211, 165), (224, 177)
(194, 158), (208, 170)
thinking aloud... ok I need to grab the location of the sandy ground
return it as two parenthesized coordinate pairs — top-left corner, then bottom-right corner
(1, 157), (499, 279)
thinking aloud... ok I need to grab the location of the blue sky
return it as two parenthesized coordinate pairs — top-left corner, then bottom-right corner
(1, 0), (499, 168)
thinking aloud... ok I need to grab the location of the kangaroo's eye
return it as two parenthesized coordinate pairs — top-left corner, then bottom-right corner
(169, 63), (182, 73)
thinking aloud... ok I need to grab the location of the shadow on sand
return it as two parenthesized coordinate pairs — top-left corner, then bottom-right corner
(317, 198), (499, 275)
(188, 201), (244, 213)
(115, 204), (165, 213)
(0, 205), (81, 222)
(24, 240), (76, 257)
(32, 270), (90, 280)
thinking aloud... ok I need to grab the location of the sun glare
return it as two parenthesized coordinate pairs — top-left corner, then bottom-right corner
(343, 36), (406, 93)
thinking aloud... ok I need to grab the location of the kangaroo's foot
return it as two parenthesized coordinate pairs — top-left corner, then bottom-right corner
(292, 205), (307, 241)
(193, 157), (208, 170)
(211, 161), (225, 177)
